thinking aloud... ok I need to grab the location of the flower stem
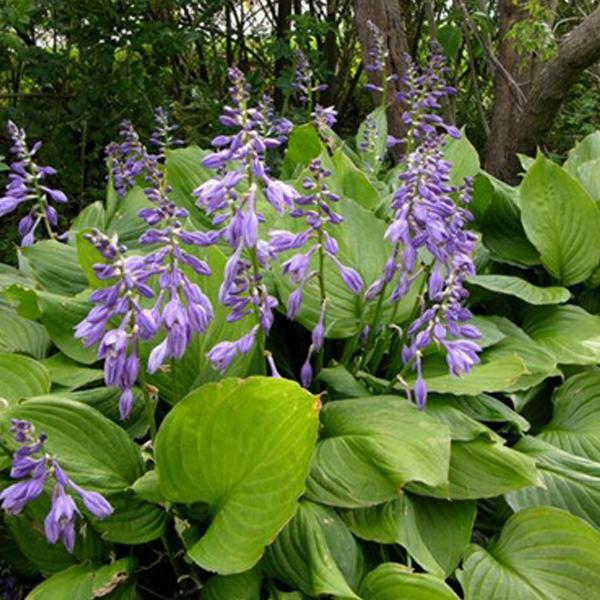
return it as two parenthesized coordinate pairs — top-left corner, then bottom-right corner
(138, 365), (157, 442)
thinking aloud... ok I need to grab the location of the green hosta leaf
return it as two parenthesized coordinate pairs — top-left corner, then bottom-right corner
(356, 106), (388, 174)
(42, 353), (103, 389)
(105, 186), (153, 247)
(469, 315), (506, 348)
(91, 492), (167, 544)
(201, 569), (262, 600)
(317, 364), (371, 399)
(165, 146), (213, 228)
(37, 291), (98, 364)
(27, 558), (137, 600)
(523, 305), (600, 365)
(448, 394), (530, 434)
(155, 377), (319, 574)
(538, 369), (600, 461)
(506, 436), (600, 529)
(482, 317), (559, 391)
(458, 507), (600, 600)
(574, 158), (600, 201)
(360, 563), (459, 600)
(520, 154), (600, 285)
(282, 124), (323, 179)
(275, 199), (420, 338)
(20, 241), (88, 295)
(0, 352), (50, 406)
(263, 500), (364, 599)
(408, 437), (539, 500)
(306, 397), (451, 508)
(343, 494), (475, 578)
(0, 263), (33, 293)
(444, 132), (480, 187)
(410, 352), (528, 396)
(70, 200), (106, 234)
(0, 305), (50, 358)
(131, 470), (164, 504)
(563, 131), (600, 173)
(468, 274), (570, 305)
(329, 148), (380, 209)
(3, 398), (144, 493)
(478, 174), (540, 267)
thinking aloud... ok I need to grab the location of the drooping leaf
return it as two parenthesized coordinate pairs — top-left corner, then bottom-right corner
(343, 494), (475, 578)
(306, 397), (451, 508)
(360, 563), (459, 600)
(155, 377), (319, 574)
(519, 154), (600, 285)
(468, 274), (570, 305)
(263, 500), (364, 599)
(458, 507), (600, 600)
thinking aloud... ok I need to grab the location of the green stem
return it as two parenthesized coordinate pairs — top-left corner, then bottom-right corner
(359, 280), (389, 371)
(138, 365), (157, 442)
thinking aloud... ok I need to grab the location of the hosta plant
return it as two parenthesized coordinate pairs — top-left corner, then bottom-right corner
(2, 34), (600, 599)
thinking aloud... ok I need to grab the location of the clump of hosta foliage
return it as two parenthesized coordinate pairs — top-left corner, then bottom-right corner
(2, 30), (600, 600)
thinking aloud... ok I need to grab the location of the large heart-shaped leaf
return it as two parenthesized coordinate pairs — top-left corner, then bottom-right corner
(519, 154), (600, 285)
(42, 353), (103, 389)
(155, 376), (319, 574)
(537, 369), (600, 461)
(263, 500), (364, 599)
(343, 494), (475, 577)
(360, 563), (459, 600)
(0, 352), (50, 406)
(3, 398), (144, 492)
(468, 274), (570, 305)
(523, 305), (600, 365)
(458, 507), (600, 600)
(306, 397), (451, 508)
(506, 436), (600, 529)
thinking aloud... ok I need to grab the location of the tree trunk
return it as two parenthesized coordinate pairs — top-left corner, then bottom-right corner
(354, 0), (409, 143)
(274, 0), (293, 108)
(484, 0), (532, 179)
(486, 1), (600, 182)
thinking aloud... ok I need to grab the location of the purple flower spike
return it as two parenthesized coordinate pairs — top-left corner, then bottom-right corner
(292, 49), (328, 108)
(0, 121), (67, 244)
(1, 420), (112, 553)
(75, 230), (160, 419)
